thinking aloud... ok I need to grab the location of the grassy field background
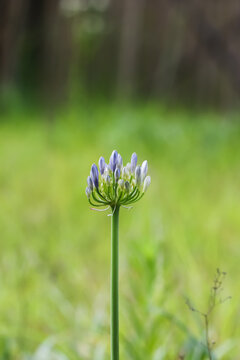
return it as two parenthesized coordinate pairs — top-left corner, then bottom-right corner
(0, 103), (239, 359)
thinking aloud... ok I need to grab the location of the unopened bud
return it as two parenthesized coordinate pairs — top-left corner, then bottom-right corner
(143, 176), (151, 192)
(114, 168), (120, 181)
(116, 154), (123, 169)
(90, 164), (99, 188)
(125, 181), (130, 193)
(109, 150), (118, 172)
(87, 176), (93, 191)
(135, 165), (141, 186)
(141, 160), (148, 181)
(118, 179), (124, 190)
(106, 175), (111, 185)
(131, 152), (137, 173)
(99, 156), (106, 175)
(85, 187), (91, 199)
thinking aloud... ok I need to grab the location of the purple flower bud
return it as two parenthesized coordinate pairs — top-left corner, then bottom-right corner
(116, 154), (123, 169)
(122, 167), (128, 179)
(135, 165), (141, 186)
(118, 179), (124, 189)
(99, 156), (106, 175)
(125, 181), (130, 193)
(143, 176), (151, 192)
(87, 176), (93, 191)
(109, 150), (118, 172)
(131, 152), (137, 173)
(106, 175), (111, 185)
(141, 160), (148, 180)
(85, 187), (91, 199)
(114, 168), (120, 181)
(90, 164), (99, 188)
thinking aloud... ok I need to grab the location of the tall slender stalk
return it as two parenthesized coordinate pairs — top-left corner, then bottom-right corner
(111, 206), (120, 360)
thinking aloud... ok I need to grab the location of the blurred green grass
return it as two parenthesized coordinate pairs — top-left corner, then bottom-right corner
(0, 103), (240, 359)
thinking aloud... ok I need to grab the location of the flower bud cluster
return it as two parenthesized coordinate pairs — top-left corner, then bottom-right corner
(86, 150), (151, 208)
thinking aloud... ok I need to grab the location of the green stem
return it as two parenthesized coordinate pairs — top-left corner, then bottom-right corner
(111, 206), (120, 360)
(204, 314), (212, 360)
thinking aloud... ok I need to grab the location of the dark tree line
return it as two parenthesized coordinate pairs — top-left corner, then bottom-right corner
(0, 0), (240, 107)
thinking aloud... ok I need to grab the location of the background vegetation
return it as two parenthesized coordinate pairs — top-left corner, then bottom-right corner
(1, 0), (240, 358)
(0, 104), (239, 359)
(1, 0), (240, 108)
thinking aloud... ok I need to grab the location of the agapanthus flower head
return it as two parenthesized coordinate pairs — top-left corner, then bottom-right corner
(86, 151), (151, 209)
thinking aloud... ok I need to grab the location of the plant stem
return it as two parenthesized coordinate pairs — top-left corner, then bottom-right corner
(204, 314), (212, 360)
(111, 206), (120, 360)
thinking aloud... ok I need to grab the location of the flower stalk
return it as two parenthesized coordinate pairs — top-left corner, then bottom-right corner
(86, 150), (151, 359)
(111, 205), (119, 360)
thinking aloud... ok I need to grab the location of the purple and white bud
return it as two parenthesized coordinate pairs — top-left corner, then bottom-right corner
(87, 176), (93, 191)
(85, 187), (91, 199)
(114, 168), (120, 181)
(106, 174), (111, 185)
(135, 165), (141, 186)
(99, 156), (106, 175)
(116, 154), (123, 170)
(143, 176), (151, 192)
(125, 181), (130, 193)
(131, 152), (137, 173)
(109, 150), (118, 172)
(141, 160), (148, 181)
(122, 167), (129, 179)
(126, 163), (131, 173)
(90, 164), (99, 188)
(118, 179), (124, 190)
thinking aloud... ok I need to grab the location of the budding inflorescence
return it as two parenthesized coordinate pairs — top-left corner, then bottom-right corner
(86, 150), (151, 209)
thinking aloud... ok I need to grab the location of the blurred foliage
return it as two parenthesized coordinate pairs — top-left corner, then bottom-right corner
(0, 103), (239, 359)
(1, 0), (240, 107)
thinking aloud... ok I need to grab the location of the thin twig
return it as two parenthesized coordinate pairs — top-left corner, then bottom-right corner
(185, 269), (231, 360)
